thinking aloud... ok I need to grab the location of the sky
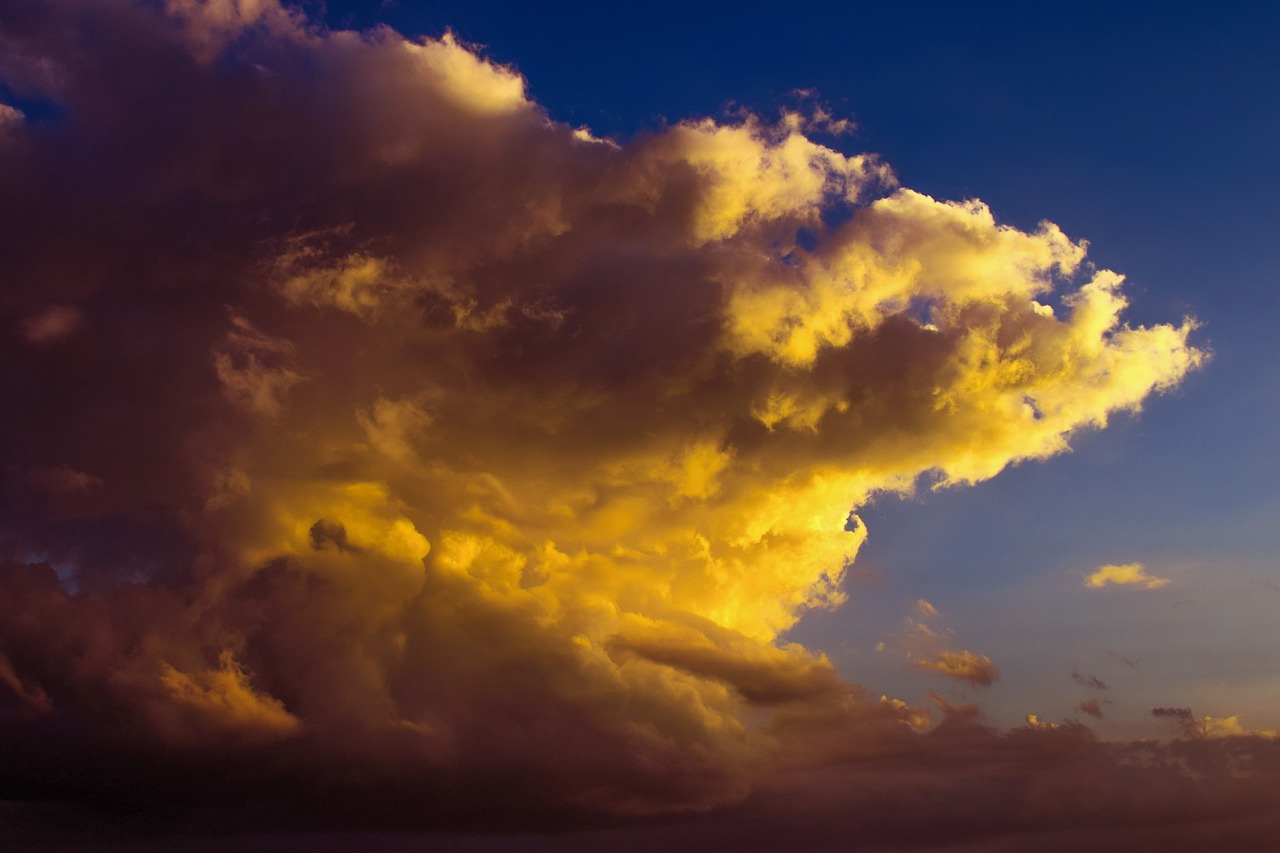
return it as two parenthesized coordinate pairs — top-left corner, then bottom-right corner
(1, 1), (1279, 851)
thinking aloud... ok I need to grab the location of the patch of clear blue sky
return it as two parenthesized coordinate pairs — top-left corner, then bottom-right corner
(317, 0), (1280, 727)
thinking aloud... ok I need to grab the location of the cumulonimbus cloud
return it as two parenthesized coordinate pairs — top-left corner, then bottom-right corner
(6, 2), (1269, 848)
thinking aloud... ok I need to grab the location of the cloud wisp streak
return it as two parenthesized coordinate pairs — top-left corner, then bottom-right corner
(4, 2), (1271, 850)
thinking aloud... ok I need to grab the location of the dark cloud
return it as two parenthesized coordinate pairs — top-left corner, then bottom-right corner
(916, 650), (1000, 687)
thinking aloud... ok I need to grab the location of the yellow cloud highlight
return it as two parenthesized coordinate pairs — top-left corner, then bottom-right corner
(724, 191), (1085, 368)
(654, 116), (891, 244)
(1085, 562), (1170, 589)
(917, 650), (1000, 687)
(402, 31), (530, 116)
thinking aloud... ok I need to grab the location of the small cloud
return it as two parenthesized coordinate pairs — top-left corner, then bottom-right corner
(1025, 714), (1073, 732)
(1071, 668), (1108, 690)
(1085, 562), (1169, 590)
(21, 305), (82, 344)
(926, 691), (982, 720)
(0, 103), (23, 126)
(1152, 706), (1194, 723)
(1077, 698), (1104, 718)
(212, 315), (302, 417)
(886, 601), (998, 687)
(917, 650), (999, 687)
(1106, 648), (1138, 668)
(25, 466), (103, 493)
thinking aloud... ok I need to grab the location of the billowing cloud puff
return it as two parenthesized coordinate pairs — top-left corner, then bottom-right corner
(1086, 562), (1171, 589)
(0, 0), (1243, 847)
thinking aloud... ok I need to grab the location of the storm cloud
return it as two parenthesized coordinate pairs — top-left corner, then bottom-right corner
(2, 2), (1260, 850)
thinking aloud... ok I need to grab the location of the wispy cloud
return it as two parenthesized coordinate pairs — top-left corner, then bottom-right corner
(880, 599), (999, 687)
(917, 650), (1000, 687)
(1153, 707), (1276, 740)
(1071, 668), (1108, 690)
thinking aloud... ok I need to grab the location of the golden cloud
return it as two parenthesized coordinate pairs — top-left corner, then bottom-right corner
(1085, 562), (1171, 589)
(0, 0), (1221, 840)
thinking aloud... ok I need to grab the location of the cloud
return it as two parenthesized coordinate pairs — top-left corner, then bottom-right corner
(917, 650), (1000, 687)
(1071, 668), (1108, 690)
(881, 599), (999, 687)
(19, 305), (82, 343)
(157, 650), (301, 744)
(0, 0), (1212, 844)
(1194, 715), (1276, 739)
(1153, 707), (1277, 740)
(1085, 562), (1171, 589)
